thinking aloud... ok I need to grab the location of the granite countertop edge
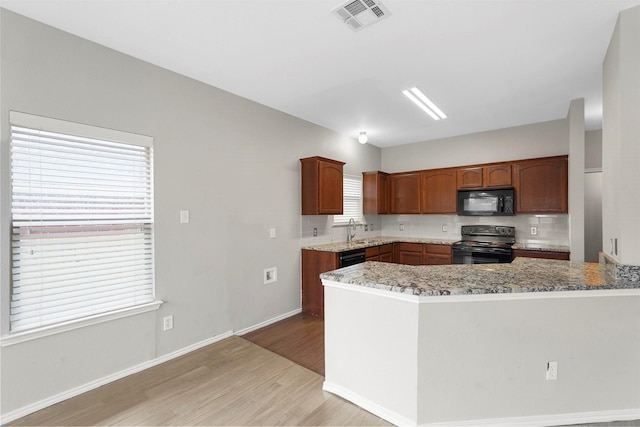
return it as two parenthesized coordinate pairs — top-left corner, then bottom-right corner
(303, 237), (570, 253)
(320, 258), (640, 296)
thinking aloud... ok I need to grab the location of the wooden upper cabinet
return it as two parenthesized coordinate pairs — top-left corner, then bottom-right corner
(457, 167), (484, 189)
(420, 168), (457, 214)
(457, 164), (512, 189)
(389, 172), (421, 214)
(300, 156), (345, 215)
(513, 156), (568, 213)
(484, 164), (512, 187)
(362, 171), (389, 215)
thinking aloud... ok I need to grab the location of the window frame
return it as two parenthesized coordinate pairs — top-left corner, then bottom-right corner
(6, 111), (158, 339)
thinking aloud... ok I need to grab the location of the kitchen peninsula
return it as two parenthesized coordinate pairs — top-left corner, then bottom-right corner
(321, 256), (640, 426)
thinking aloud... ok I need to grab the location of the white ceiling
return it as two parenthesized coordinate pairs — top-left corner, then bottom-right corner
(3, 0), (640, 147)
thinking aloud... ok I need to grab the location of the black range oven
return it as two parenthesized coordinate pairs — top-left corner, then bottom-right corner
(452, 225), (515, 264)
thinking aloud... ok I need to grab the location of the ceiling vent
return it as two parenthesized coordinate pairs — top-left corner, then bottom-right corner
(332, 0), (391, 32)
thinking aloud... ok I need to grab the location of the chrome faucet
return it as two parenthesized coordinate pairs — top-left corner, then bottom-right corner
(347, 218), (357, 242)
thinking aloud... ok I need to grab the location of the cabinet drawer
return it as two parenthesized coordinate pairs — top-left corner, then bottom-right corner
(365, 246), (379, 257)
(379, 244), (393, 254)
(425, 244), (451, 255)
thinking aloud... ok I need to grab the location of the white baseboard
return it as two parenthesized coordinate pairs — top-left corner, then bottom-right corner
(425, 409), (640, 426)
(323, 381), (640, 427)
(234, 308), (302, 336)
(323, 380), (417, 427)
(0, 330), (233, 425)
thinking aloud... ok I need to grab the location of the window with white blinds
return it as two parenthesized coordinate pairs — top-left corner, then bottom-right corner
(333, 174), (362, 224)
(9, 112), (154, 333)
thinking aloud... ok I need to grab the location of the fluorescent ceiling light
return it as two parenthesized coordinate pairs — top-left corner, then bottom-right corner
(402, 87), (447, 120)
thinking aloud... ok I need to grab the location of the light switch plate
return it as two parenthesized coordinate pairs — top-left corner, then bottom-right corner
(269, 228), (276, 238)
(180, 210), (190, 224)
(264, 267), (277, 284)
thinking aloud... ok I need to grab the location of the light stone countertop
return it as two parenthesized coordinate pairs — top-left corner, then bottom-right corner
(320, 257), (640, 297)
(303, 236), (570, 253)
(511, 243), (570, 252)
(302, 237), (459, 253)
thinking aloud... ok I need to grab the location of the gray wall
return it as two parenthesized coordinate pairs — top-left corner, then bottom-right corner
(0, 9), (381, 416)
(585, 130), (603, 169)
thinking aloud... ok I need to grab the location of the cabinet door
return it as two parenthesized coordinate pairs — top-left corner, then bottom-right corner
(390, 172), (421, 214)
(301, 250), (338, 317)
(513, 156), (568, 213)
(395, 242), (423, 265)
(457, 167), (484, 189)
(484, 164), (512, 187)
(300, 156), (344, 215)
(318, 160), (344, 214)
(365, 246), (379, 261)
(423, 244), (452, 265)
(363, 171), (389, 214)
(379, 252), (393, 263)
(379, 244), (393, 263)
(421, 168), (457, 214)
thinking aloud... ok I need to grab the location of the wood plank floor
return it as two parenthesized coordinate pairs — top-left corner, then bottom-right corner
(9, 335), (389, 426)
(242, 313), (324, 375)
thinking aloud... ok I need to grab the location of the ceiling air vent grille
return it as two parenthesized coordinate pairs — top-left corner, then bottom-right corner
(331, 0), (391, 32)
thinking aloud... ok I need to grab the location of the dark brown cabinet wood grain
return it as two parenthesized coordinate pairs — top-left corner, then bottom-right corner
(420, 168), (457, 214)
(389, 172), (421, 214)
(301, 249), (339, 317)
(484, 164), (512, 187)
(300, 156), (345, 215)
(423, 244), (452, 265)
(457, 164), (512, 189)
(457, 167), (484, 189)
(379, 244), (393, 262)
(362, 171), (389, 214)
(512, 249), (570, 261)
(394, 242), (423, 265)
(513, 156), (568, 213)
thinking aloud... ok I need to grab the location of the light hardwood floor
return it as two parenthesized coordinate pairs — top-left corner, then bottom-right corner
(9, 335), (389, 426)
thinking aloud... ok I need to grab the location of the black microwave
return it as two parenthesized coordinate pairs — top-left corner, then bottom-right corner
(457, 188), (515, 216)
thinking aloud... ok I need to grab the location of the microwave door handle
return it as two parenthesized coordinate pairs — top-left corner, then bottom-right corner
(499, 196), (504, 212)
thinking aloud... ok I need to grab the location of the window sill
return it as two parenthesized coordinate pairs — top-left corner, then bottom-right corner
(1, 300), (163, 347)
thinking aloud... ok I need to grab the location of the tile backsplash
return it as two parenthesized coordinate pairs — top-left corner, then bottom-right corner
(300, 214), (569, 247)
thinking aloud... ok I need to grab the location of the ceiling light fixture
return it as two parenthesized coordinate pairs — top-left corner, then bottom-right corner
(402, 87), (447, 120)
(358, 131), (368, 144)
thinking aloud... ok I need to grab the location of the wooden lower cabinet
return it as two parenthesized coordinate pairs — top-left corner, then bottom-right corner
(366, 244), (394, 262)
(379, 244), (393, 262)
(423, 244), (452, 265)
(394, 242), (453, 265)
(512, 249), (570, 261)
(394, 242), (423, 265)
(301, 249), (338, 317)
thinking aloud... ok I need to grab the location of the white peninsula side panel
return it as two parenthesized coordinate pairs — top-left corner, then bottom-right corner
(323, 280), (640, 426)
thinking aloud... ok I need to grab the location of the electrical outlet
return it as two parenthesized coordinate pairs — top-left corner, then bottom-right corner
(546, 361), (558, 380)
(530, 226), (538, 236)
(264, 267), (277, 284)
(313, 227), (317, 237)
(442, 224), (448, 232)
(400, 224), (404, 231)
(370, 223), (374, 231)
(269, 228), (276, 238)
(163, 315), (174, 331)
(364, 224), (369, 231)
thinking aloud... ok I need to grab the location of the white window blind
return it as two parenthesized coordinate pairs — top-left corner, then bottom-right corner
(9, 112), (154, 333)
(334, 174), (362, 224)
